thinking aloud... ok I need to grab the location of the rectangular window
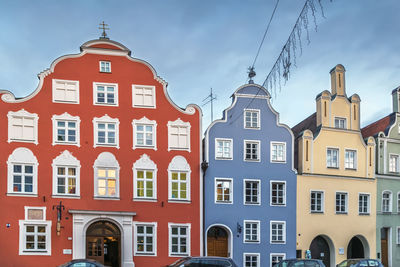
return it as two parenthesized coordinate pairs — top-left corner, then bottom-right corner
(271, 142), (286, 162)
(244, 180), (260, 205)
(270, 254), (285, 267)
(327, 148), (339, 168)
(244, 253), (260, 267)
(216, 178), (233, 204)
(170, 172), (189, 200)
(135, 124), (154, 147)
(56, 167), (76, 195)
(96, 122), (116, 145)
(169, 124), (190, 150)
(270, 221), (286, 244)
(93, 83), (118, 105)
(52, 79), (79, 103)
(244, 140), (260, 161)
(135, 170), (155, 199)
(169, 224), (190, 256)
(25, 225), (47, 251)
(244, 109), (260, 129)
(389, 154), (399, 173)
(12, 164), (34, 193)
(398, 193), (400, 213)
(244, 221), (260, 243)
(271, 182), (286, 206)
(310, 191), (324, 213)
(359, 194), (370, 215)
(336, 192), (348, 214)
(56, 121), (77, 144)
(134, 223), (156, 255)
(382, 192), (392, 213)
(345, 150), (357, 169)
(133, 85), (156, 108)
(335, 117), (346, 129)
(8, 110), (39, 144)
(97, 168), (117, 197)
(99, 61), (111, 73)
(397, 227), (400, 245)
(215, 139), (233, 160)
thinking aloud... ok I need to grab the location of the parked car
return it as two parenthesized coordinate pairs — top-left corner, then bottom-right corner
(168, 256), (238, 267)
(58, 259), (105, 267)
(273, 259), (326, 267)
(336, 259), (383, 267)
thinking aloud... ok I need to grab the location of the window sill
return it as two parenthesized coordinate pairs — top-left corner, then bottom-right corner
(7, 193), (38, 197)
(133, 198), (157, 202)
(132, 105), (156, 109)
(215, 157), (233, 160)
(244, 240), (260, 244)
(94, 196), (120, 201)
(93, 102), (118, 106)
(53, 142), (79, 147)
(358, 213), (370, 216)
(52, 195), (80, 199)
(170, 253), (190, 257)
(99, 71), (112, 74)
(244, 127), (260, 130)
(345, 168), (357, 171)
(327, 166), (339, 169)
(244, 202), (260, 205)
(134, 252), (156, 256)
(133, 145), (156, 150)
(216, 201), (233, 205)
(168, 199), (191, 204)
(244, 159), (261, 162)
(335, 212), (348, 215)
(310, 211), (324, 214)
(271, 160), (286, 164)
(20, 250), (50, 256)
(94, 143), (120, 149)
(271, 203), (286, 207)
(270, 241), (286, 245)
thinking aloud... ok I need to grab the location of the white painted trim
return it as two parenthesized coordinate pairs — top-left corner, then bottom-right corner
(214, 178), (233, 205)
(92, 114), (120, 149)
(215, 138), (233, 160)
(269, 253), (286, 267)
(51, 150), (81, 197)
(270, 220), (286, 244)
(24, 206), (46, 221)
(243, 220), (260, 244)
(51, 113), (81, 147)
(270, 141), (287, 163)
(168, 223), (191, 257)
(205, 224), (233, 258)
(344, 148), (358, 170)
(326, 147), (340, 169)
(167, 119), (191, 152)
(310, 190), (325, 213)
(132, 84), (156, 109)
(243, 252), (260, 267)
(382, 190), (393, 213)
(243, 179), (261, 206)
(132, 154), (157, 200)
(243, 140), (261, 162)
(99, 61), (111, 73)
(358, 192), (371, 215)
(19, 220), (52, 256)
(335, 191), (349, 214)
(243, 109), (260, 130)
(52, 79), (80, 104)
(93, 152), (120, 198)
(334, 116), (347, 129)
(133, 222), (157, 256)
(132, 117), (157, 151)
(7, 109), (39, 145)
(388, 153), (400, 173)
(270, 180), (286, 207)
(93, 82), (119, 106)
(168, 156), (191, 202)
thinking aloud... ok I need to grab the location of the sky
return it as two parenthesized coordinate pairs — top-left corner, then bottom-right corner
(0, 0), (399, 130)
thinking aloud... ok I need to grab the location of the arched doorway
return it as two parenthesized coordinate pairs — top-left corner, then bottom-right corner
(86, 221), (121, 267)
(207, 226), (229, 257)
(347, 236), (364, 259)
(310, 235), (332, 267)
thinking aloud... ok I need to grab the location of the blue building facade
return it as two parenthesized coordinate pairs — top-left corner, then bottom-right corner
(203, 83), (297, 267)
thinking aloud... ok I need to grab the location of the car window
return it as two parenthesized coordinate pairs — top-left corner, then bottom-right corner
(304, 261), (320, 267)
(358, 260), (368, 267)
(293, 262), (304, 267)
(70, 263), (98, 267)
(367, 260), (380, 266)
(199, 259), (232, 266)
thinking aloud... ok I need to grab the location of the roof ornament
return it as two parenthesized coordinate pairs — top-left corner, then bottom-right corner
(99, 21), (110, 39)
(248, 66), (256, 84)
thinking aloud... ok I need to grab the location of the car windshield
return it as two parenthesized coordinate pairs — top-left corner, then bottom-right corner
(337, 259), (361, 267)
(169, 257), (190, 266)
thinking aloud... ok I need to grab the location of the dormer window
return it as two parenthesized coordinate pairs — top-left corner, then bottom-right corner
(100, 61), (111, 73)
(334, 117), (346, 129)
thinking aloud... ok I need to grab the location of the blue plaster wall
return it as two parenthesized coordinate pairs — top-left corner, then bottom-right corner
(204, 84), (297, 267)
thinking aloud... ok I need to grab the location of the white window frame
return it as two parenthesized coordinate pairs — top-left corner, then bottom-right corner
(270, 253), (286, 267)
(7, 148), (38, 196)
(345, 149), (357, 170)
(270, 142), (286, 163)
(244, 109), (260, 129)
(335, 192), (348, 214)
(168, 223), (191, 257)
(93, 152), (120, 199)
(215, 138), (233, 160)
(382, 190), (392, 213)
(243, 179), (260, 205)
(19, 206), (51, 255)
(133, 154), (157, 201)
(310, 190), (324, 213)
(243, 253), (260, 267)
(327, 147), (339, 168)
(397, 192), (400, 213)
(52, 150), (80, 198)
(52, 79), (79, 104)
(93, 82), (118, 106)
(52, 113), (80, 147)
(244, 140), (261, 162)
(93, 115), (120, 148)
(167, 119), (191, 152)
(243, 220), (260, 244)
(334, 117), (347, 129)
(99, 61), (111, 73)
(270, 181), (286, 206)
(133, 222), (157, 256)
(270, 221), (286, 244)
(132, 84), (156, 108)
(132, 117), (157, 150)
(358, 193), (370, 215)
(8, 109), (39, 145)
(168, 156), (191, 202)
(215, 178), (233, 204)
(389, 154), (399, 173)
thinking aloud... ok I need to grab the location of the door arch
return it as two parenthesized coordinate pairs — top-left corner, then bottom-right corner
(86, 220), (121, 267)
(206, 225), (232, 258)
(310, 235), (335, 267)
(347, 235), (369, 259)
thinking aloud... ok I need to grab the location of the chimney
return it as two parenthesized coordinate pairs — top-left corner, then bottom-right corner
(330, 64), (346, 96)
(392, 86), (400, 113)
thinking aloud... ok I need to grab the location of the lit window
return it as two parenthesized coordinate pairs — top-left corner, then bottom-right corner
(169, 224), (190, 257)
(133, 154), (157, 200)
(99, 61), (111, 73)
(271, 182), (286, 206)
(270, 254), (285, 267)
(215, 139), (233, 160)
(132, 117), (157, 150)
(244, 220), (260, 243)
(345, 150), (357, 169)
(359, 194), (370, 215)
(244, 109), (260, 129)
(389, 154), (399, 173)
(134, 223), (156, 255)
(52, 79), (79, 103)
(327, 148), (339, 168)
(244, 253), (260, 267)
(382, 191), (392, 213)
(244, 140), (260, 161)
(93, 152), (119, 198)
(244, 180), (260, 205)
(271, 142), (286, 162)
(132, 85), (156, 108)
(93, 82), (118, 106)
(336, 192), (348, 214)
(270, 221), (286, 244)
(93, 115), (120, 148)
(8, 109), (39, 144)
(215, 178), (233, 204)
(168, 119), (191, 151)
(52, 151), (80, 197)
(52, 113), (80, 146)
(310, 191), (324, 213)
(334, 117), (346, 129)
(168, 156), (191, 202)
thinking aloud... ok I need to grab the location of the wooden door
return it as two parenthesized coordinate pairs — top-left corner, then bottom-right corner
(207, 235), (228, 257)
(381, 228), (389, 267)
(87, 237), (104, 264)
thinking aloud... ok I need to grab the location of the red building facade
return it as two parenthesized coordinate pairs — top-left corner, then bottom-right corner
(0, 38), (202, 267)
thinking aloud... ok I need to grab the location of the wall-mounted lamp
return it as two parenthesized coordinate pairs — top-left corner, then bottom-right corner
(52, 201), (65, 236)
(236, 223), (242, 237)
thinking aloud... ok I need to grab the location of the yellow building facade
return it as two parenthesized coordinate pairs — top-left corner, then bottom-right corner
(292, 65), (376, 267)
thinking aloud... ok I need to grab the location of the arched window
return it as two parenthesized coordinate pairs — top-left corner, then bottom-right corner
(133, 154), (157, 200)
(93, 152), (120, 198)
(168, 156), (191, 201)
(52, 150), (80, 197)
(7, 147), (38, 195)
(397, 192), (400, 213)
(382, 191), (392, 213)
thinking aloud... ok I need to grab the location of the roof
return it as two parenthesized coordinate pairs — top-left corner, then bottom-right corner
(361, 113), (395, 138)
(291, 112), (318, 139)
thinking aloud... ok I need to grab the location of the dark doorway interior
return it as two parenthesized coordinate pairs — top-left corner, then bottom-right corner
(347, 236), (364, 259)
(207, 226), (228, 257)
(310, 235), (330, 267)
(381, 228), (389, 267)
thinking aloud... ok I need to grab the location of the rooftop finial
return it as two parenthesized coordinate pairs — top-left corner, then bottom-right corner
(99, 21), (110, 39)
(248, 66), (256, 84)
